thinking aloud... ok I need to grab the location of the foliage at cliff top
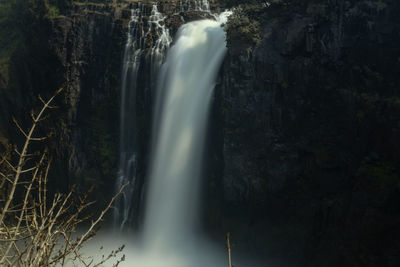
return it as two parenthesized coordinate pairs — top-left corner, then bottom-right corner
(226, 2), (268, 47)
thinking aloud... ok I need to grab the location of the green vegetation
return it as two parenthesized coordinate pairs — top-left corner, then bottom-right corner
(358, 160), (399, 190)
(47, 5), (60, 18)
(224, 1), (273, 47)
(226, 5), (262, 46)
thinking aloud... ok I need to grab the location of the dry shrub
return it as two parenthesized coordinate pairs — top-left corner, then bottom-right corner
(0, 88), (127, 267)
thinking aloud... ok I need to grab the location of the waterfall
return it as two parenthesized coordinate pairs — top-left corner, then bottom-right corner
(195, 0), (210, 11)
(141, 12), (230, 255)
(111, 2), (239, 265)
(114, 4), (143, 230)
(180, 0), (210, 12)
(145, 4), (172, 84)
(114, 3), (171, 230)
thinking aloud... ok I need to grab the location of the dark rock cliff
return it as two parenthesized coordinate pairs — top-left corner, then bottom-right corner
(210, 0), (400, 266)
(48, 2), (130, 201)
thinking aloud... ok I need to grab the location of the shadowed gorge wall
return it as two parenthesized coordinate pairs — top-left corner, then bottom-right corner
(208, 0), (400, 266)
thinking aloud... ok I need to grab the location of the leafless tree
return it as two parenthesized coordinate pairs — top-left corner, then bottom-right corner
(0, 88), (127, 267)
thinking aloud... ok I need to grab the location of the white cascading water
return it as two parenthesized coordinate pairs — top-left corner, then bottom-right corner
(114, 4), (143, 230)
(114, 3), (171, 230)
(180, 0), (210, 12)
(142, 15), (229, 250)
(115, 0), (213, 231)
(146, 4), (171, 70)
(108, 1), (259, 265)
(71, 3), (266, 266)
(111, 11), (233, 267)
(195, 0), (210, 11)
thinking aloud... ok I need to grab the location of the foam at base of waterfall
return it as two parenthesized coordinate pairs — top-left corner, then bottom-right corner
(68, 230), (264, 267)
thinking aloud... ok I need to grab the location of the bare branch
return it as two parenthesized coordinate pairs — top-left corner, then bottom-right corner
(0, 87), (64, 227)
(1, 86), (125, 267)
(12, 117), (28, 138)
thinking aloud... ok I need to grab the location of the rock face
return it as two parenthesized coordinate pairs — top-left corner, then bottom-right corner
(48, 2), (130, 201)
(211, 0), (400, 266)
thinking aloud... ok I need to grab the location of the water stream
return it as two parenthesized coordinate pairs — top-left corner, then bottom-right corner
(114, 4), (143, 230)
(112, 2), (241, 266)
(142, 14), (229, 251)
(114, 3), (171, 230)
